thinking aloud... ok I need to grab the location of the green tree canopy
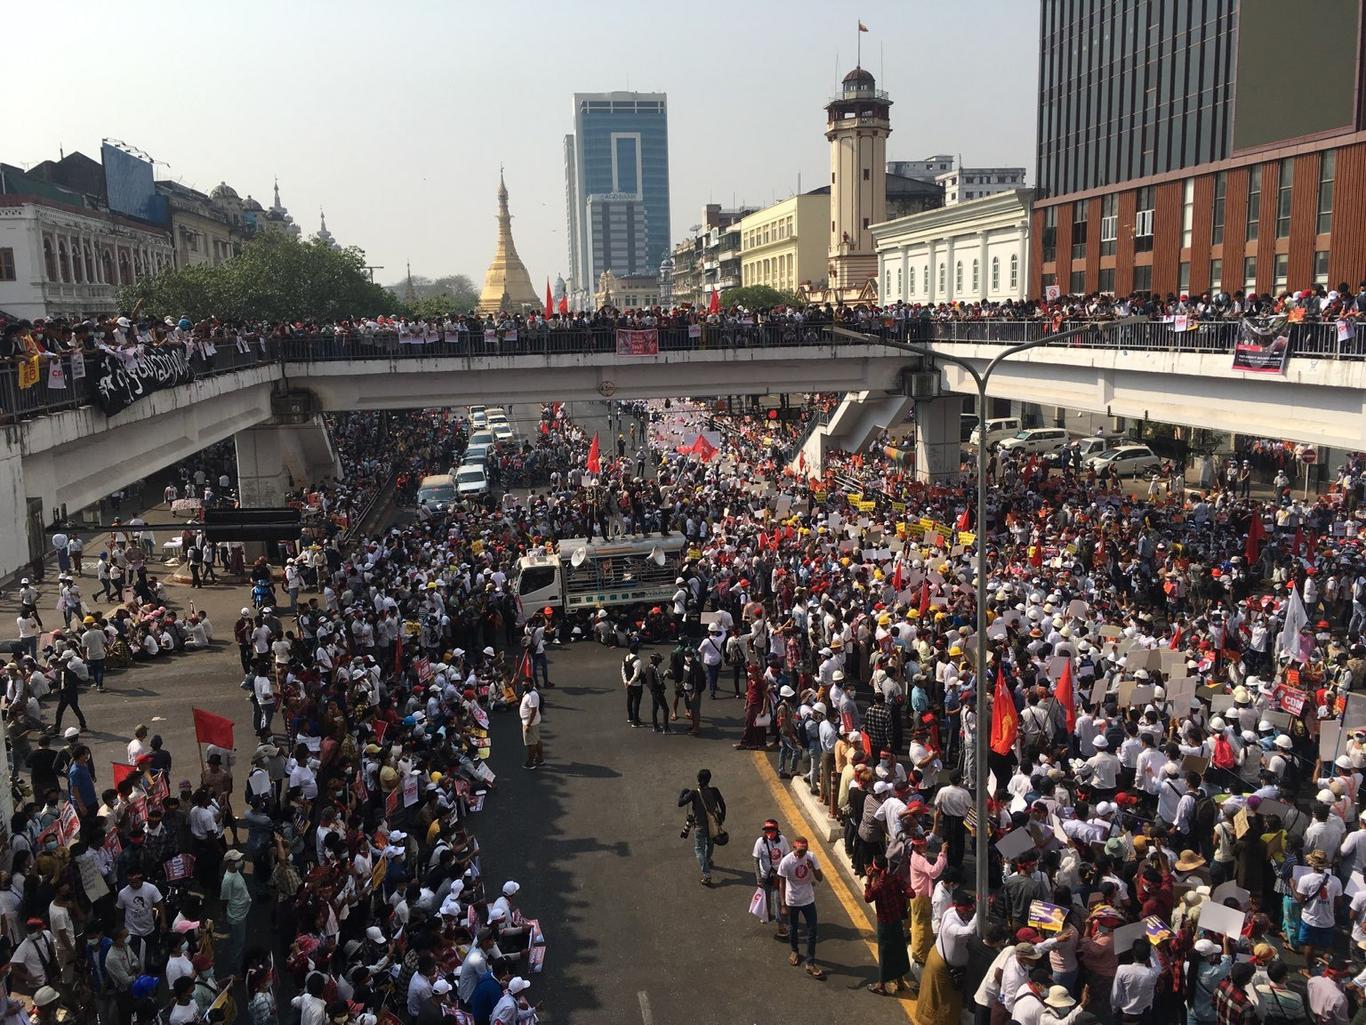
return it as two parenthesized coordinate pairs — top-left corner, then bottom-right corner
(121, 233), (402, 322)
(385, 273), (480, 316)
(720, 285), (802, 310)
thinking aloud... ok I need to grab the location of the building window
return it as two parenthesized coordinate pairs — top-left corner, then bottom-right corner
(1099, 267), (1115, 294)
(1210, 259), (1223, 292)
(83, 244), (94, 282)
(862, 217), (869, 230)
(938, 263), (946, 294)
(885, 269), (892, 295)
(1314, 249), (1329, 285)
(1009, 254), (1018, 289)
(1317, 150), (1335, 235)
(1247, 166), (1261, 242)
(1179, 261), (1190, 293)
(0, 248), (14, 282)
(1276, 158), (1293, 239)
(1071, 202), (1088, 260)
(1273, 253), (1288, 291)
(863, 168), (870, 181)
(58, 241), (71, 283)
(1100, 194), (1117, 258)
(955, 261), (963, 292)
(1211, 173), (1227, 246)
(971, 259), (979, 292)
(1243, 256), (1257, 290)
(922, 266), (928, 294)
(990, 257), (1000, 291)
(908, 265), (916, 294)
(1181, 179), (1194, 249)
(1041, 207), (1057, 263)
(896, 267), (902, 294)
(1133, 264), (1152, 292)
(1134, 186), (1155, 253)
(1070, 269), (1085, 294)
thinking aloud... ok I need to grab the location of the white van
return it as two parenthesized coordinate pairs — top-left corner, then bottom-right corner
(968, 416), (1023, 448)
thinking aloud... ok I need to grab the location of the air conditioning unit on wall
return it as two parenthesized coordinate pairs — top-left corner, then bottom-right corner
(900, 370), (942, 398)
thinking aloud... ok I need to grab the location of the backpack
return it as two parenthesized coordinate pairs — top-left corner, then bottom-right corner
(1211, 733), (1237, 770)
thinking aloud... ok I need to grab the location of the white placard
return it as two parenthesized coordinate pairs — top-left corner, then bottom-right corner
(1067, 599), (1088, 620)
(1211, 881), (1250, 909)
(1197, 902), (1246, 938)
(995, 827), (1037, 860)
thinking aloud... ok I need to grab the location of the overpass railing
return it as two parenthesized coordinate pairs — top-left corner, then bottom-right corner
(0, 342), (273, 422)
(906, 318), (1360, 359)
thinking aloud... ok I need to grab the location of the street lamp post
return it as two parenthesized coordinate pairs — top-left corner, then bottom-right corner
(877, 317), (1139, 934)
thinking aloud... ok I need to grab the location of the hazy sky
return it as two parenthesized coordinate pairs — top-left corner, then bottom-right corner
(11, 0), (1038, 291)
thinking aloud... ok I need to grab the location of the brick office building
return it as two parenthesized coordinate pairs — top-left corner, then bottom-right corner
(1030, 0), (1366, 300)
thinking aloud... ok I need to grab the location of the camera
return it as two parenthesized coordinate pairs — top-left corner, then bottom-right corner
(680, 815), (695, 839)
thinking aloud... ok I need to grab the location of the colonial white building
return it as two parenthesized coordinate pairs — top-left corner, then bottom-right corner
(0, 194), (173, 320)
(871, 188), (1035, 305)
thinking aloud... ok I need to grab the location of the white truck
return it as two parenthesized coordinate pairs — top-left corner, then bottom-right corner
(512, 532), (689, 624)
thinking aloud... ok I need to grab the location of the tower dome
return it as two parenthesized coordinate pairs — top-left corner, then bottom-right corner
(243, 195), (263, 212)
(210, 182), (240, 202)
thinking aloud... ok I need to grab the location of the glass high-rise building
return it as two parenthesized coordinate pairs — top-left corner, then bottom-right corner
(564, 92), (670, 296)
(1032, 0), (1366, 300)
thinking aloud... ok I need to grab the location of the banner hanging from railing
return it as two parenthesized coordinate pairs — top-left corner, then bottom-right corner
(94, 349), (196, 417)
(615, 328), (660, 356)
(1231, 317), (1291, 374)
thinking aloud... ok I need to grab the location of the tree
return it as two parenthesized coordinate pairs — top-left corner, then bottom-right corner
(720, 285), (802, 310)
(121, 233), (401, 322)
(385, 272), (480, 313)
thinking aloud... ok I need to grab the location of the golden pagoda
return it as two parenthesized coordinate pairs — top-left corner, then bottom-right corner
(477, 169), (539, 313)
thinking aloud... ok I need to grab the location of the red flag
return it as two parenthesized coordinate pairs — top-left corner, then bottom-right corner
(112, 763), (138, 788)
(1245, 505), (1266, 564)
(990, 667), (1018, 756)
(558, 294), (569, 315)
(708, 287), (720, 315)
(956, 506), (971, 531)
(586, 433), (601, 475)
(544, 280), (554, 319)
(892, 559), (903, 592)
(757, 532), (768, 551)
(192, 708), (234, 749)
(394, 628), (403, 676)
(538, 420), (549, 436)
(518, 649), (533, 681)
(771, 531), (781, 553)
(1292, 526), (1304, 557)
(1054, 660), (1076, 734)
(373, 719), (389, 745)
(918, 579), (931, 618)
(1168, 627), (1183, 650)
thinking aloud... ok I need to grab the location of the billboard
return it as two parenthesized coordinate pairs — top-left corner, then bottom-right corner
(101, 142), (168, 224)
(1232, 0), (1359, 152)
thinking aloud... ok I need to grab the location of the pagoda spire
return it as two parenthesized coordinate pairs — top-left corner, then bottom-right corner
(477, 169), (538, 313)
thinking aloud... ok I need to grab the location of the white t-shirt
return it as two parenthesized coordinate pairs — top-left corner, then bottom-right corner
(777, 849), (821, 906)
(752, 834), (791, 876)
(254, 675), (275, 706)
(519, 690), (541, 726)
(1296, 871), (1342, 927)
(116, 882), (163, 937)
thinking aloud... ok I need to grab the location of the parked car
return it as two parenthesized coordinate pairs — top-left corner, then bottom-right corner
(1050, 433), (1127, 466)
(968, 416), (1023, 448)
(465, 430), (495, 462)
(1086, 444), (1162, 477)
(997, 427), (1071, 455)
(490, 420), (515, 442)
(416, 473), (456, 509)
(469, 405), (488, 428)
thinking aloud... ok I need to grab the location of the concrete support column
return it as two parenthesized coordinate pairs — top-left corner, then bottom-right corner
(914, 395), (965, 484)
(235, 415), (342, 508)
(979, 230), (990, 300)
(0, 434), (33, 580)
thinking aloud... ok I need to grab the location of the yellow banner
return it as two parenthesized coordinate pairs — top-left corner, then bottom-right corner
(855, 500), (877, 512)
(891, 501), (907, 514)
(957, 531), (976, 546)
(846, 492), (862, 503)
(17, 356), (40, 390)
(470, 539), (485, 555)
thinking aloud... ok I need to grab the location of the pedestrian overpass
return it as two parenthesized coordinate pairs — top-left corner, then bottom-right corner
(3, 320), (1363, 578)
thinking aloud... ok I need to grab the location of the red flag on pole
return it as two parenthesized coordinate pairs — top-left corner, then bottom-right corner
(1168, 626), (1183, 651)
(1054, 659), (1076, 734)
(558, 294), (569, 315)
(192, 708), (234, 750)
(544, 280), (554, 319)
(373, 719), (389, 745)
(990, 667), (1018, 756)
(892, 559), (903, 593)
(708, 288), (720, 315)
(1245, 505), (1266, 564)
(112, 763), (138, 788)
(586, 433), (601, 475)
(518, 649), (533, 681)
(918, 579), (931, 618)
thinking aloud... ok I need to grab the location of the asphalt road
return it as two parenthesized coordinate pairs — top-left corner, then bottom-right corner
(474, 640), (912, 1025)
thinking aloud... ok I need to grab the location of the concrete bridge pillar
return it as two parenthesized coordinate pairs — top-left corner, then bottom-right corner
(914, 395), (964, 483)
(234, 416), (342, 507)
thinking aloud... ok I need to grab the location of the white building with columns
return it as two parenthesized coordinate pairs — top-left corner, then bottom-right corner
(871, 188), (1035, 306)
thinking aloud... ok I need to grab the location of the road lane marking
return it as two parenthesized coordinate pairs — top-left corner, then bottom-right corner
(637, 990), (653, 1025)
(750, 750), (916, 1021)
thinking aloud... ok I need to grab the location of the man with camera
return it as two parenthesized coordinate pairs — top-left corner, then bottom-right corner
(678, 769), (727, 885)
